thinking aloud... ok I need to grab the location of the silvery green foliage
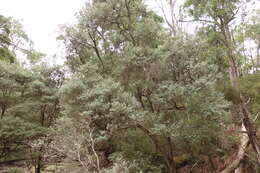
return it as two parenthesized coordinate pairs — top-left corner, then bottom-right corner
(0, 116), (45, 142)
(143, 37), (230, 151)
(0, 62), (45, 157)
(58, 38), (230, 171)
(57, 0), (231, 171)
(56, 64), (142, 171)
(60, 63), (139, 134)
(59, 0), (165, 74)
(0, 60), (63, 168)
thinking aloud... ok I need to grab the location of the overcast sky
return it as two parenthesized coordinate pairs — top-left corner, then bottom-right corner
(0, 0), (86, 63)
(1, 0), (259, 64)
(0, 0), (161, 64)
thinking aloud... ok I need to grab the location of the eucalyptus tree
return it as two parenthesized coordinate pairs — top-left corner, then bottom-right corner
(184, 0), (260, 171)
(240, 9), (260, 74)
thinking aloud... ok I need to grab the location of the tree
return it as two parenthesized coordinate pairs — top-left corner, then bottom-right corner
(0, 14), (31, 63)
(184, 0), (260, 171)
(0, 61), (46, 164)
(56, 1), (230, 172)
(0, 15), (15, 63)
(24, 64), (64, 173)
(239, 9), (260, 74)
(0, 62), (64, 173)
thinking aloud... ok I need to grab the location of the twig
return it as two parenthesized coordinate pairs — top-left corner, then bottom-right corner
(190, 160), (199, 172)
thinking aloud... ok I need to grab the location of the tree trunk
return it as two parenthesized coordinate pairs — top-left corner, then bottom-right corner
(221, 124), (249, 173)
(235, 163), (244, 173)
(222, 23), (260, 169)
(167, 158), (177, 173)
(208, 155), (216, 172)
(1, 106), (6, 119)
(256, 41), (260, 72)
(239, 96), (260, 164)
(166, 137), (177, 173)
(40, 105), (46, 126)
(35, 156), (42, 173)
(137, 124), (177, 173)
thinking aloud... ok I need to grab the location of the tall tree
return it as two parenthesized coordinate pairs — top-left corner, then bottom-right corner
(0, 14), (31, 63)
(184, 0), (260, 171)
(0, 15), (15, 63)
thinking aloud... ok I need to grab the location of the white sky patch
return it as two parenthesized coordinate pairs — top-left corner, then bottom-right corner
(0, 0), (86, 64)
(0, 0), (259, 65)
(0, 0), (163, 65)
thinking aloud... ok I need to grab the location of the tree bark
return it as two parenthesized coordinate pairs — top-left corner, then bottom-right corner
(240, 96), (260, 164)
(256, 41), (260, 72)
(221, 124), (249, 173)
(222, 21), (260, 169)
(167, 157), (177, 173)
(35, 156), (42, 173)
(235, 163), (244, 173)
(1, 106), (6, 119)
(166, 137), (177, 173)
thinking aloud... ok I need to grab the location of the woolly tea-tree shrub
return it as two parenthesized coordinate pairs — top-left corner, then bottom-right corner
(53, 1), (230, 172)
(55, 63), (140, 172)
(0, 61), (49, 173)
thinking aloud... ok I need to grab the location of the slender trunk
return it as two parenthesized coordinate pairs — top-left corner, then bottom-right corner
(208, 155), (216, 172)
(221, 124), (249, 173)
(146, 95), (155, 113)
(40, 105), (46, 126)
(35, 164), (41, 173)
(167, 158), (177, 173)
(256, 41), (260, 72)
(1, 106), (6, 119)
(136, 124), (177, 173)
(34, 106), (46, 173)
(235, 163), (244, 173)
(166, 137), (177, 173)
(35, 156), (41, 173)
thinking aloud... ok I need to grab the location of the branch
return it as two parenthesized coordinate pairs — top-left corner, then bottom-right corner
(89, 128), (100, 172)
(0, 36), (29, 53)
(178, 19), (215, 24)
(156, 0), (176, 34)
(146, 95), (155, 113)
(87, 31), (105, 70)
(227, 6), (240, 24)
(254, 112), (259, 122)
